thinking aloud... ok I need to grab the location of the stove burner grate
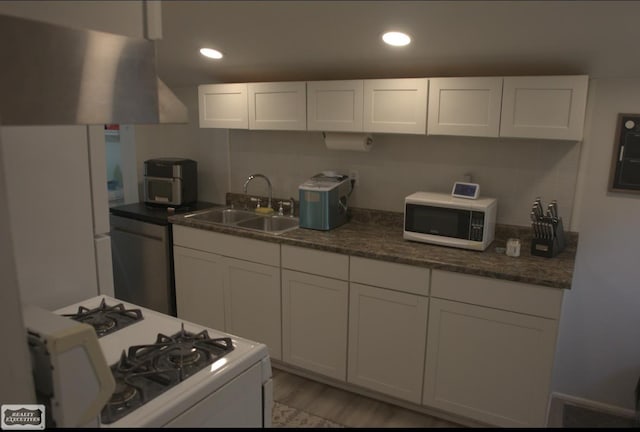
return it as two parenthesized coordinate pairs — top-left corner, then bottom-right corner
(100, 324), (234, 425)
(64, 298), (143, 337)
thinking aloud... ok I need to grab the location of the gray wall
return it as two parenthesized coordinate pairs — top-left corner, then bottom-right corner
(135, 87), (230, 205)
(552, 77), (640, 412)
(227, 130), (581, 226)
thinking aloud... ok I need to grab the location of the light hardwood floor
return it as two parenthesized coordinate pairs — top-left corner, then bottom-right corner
(272, 368), (465, 428)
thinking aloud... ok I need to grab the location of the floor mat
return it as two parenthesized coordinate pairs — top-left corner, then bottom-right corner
(272, 401), (345, 428)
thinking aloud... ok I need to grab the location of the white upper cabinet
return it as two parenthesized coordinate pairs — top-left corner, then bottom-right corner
(306, 80), (364, 132)
(428, 77), (503, 137)
(499, 75), (589, 140)
(198, 83), (249, 129)
(248, 81), (307, 130)
(363, 78), (429, 134)
(197, 75), (589, 139)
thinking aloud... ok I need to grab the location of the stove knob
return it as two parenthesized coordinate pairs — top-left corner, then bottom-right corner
(625, 119), (635, 129)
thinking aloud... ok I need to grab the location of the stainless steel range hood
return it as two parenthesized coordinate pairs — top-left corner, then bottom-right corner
(0, 14), (188, 126)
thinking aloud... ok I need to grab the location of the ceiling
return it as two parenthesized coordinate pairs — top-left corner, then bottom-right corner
(156, 0), (640, 88)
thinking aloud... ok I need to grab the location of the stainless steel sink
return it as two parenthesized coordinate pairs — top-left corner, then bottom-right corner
(184, 207), (299, 235)
(187, 208), (256, 224)
(235, 215), (300, 234)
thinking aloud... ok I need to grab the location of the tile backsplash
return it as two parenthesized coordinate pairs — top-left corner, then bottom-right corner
(228, 130), (581, 227)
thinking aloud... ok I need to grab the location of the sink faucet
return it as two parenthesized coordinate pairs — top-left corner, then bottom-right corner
(278, 197), (296, 216)
(243, 174), (272, 209)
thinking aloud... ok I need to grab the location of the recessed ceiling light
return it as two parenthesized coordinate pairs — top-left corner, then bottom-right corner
(382, 31), (411, 47)
(200, 48), (223, 59)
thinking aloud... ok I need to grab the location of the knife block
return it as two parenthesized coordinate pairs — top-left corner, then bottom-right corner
(531, 218), (566, 258)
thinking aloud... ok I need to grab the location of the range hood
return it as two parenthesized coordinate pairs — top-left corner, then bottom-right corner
(0, 14), (188, 126)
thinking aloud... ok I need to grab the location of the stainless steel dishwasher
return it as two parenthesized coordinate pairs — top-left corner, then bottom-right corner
(109, 202), (216, 316)
(110, 214), (174, 315)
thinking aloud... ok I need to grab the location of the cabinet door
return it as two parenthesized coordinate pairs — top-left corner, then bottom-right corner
(423, 298), (558, 427)
(173, 246), (226, 331)
(307, 80), (364, 132)
(223, 257), (282, 360)
(363, 78), (428, 134)
(198, 83), (248, 128)
(282, 270), (348, 380)
(248, 82), (307, 130)
(500, 75), (589, 140)
(428, 77), (503, 137)
(348, 283), (428, 403)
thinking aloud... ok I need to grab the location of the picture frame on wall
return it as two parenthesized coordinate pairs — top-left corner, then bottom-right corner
(608, 113), (640, 194)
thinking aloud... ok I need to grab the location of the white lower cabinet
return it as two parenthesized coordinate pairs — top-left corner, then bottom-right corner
(173, 226), (282, 360)
(174, 245), (226, 331)
(280, 245), (349, 379)
(347, 282), (429, 404)
(281, 270), (348, 380)
(423, 270), (562, 427)
(224, 257), (282, 360)
(174, 225), (566, 427)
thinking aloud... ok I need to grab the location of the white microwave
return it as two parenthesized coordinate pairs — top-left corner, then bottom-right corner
(404, 192), (497, 251)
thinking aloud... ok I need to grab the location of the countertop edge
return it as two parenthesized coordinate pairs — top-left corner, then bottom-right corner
(169, 210), (575, 290)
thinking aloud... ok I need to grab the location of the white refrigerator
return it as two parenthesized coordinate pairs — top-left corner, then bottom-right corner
(1, 125), (114, 310)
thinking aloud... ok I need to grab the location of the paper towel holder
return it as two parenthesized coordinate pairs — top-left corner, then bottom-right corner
(322, 131), (373, 151)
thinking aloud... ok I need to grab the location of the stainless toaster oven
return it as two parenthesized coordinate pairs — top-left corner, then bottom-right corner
(144, 158), (197, 206)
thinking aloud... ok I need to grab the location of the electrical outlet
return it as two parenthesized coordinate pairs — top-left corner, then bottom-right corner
(349, 170), (359, 186)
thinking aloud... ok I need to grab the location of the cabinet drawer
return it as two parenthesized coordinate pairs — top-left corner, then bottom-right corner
(350, 256), (429, 296)
(173, 225), (279, 266)
(431, 270), (563, 319)
(281, 245), (348, 280)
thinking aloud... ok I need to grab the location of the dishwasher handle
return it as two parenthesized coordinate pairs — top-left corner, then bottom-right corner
(111, 225), (165, 242)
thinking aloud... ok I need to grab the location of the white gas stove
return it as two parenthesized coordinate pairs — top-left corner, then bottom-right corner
(27, 295), (272, 428)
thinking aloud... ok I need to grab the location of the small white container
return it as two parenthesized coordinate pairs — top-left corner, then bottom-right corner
(506, 238), (521, 257)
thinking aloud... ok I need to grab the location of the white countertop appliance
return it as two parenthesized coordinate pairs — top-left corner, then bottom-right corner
(24, 295), (272, 428)
(404, 191), (497, 251)
(298, 171), (353, 230)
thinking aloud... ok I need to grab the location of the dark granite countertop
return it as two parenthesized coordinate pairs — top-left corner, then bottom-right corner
(110, 201), (218, 225)
(168, 196), (577, 290)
